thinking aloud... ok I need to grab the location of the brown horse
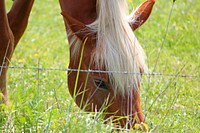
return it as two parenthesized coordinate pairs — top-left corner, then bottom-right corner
(0, 0), (34, 104)
(59, 0), (156, 129)
(0, 0), (155, 130)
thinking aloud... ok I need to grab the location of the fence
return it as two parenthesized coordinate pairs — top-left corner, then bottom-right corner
(1, 65), (199, 79)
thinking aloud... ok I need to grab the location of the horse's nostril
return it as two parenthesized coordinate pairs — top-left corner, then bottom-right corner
(94, 79), (109, 90)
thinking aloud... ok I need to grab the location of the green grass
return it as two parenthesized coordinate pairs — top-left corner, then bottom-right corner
(1, 0), (199, 132)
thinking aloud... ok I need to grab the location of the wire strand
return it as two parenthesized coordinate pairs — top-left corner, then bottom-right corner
(1, 65), (199, 79)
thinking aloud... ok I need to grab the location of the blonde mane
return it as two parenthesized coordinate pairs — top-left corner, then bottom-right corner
(69, 0), (147, 96)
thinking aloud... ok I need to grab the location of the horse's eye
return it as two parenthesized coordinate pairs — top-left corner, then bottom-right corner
(94, 79), (109, 90)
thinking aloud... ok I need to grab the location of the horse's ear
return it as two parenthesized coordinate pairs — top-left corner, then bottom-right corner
(129, 0), (156, 31)
(61, 11), (93, 40)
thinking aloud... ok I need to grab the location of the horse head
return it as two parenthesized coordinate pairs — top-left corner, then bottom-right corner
(62, 10), (145, 128)
(60, 0), (155, 129)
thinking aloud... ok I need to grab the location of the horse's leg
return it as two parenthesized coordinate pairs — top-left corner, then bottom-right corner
(0, 0), (14, 104)
(130, 0), (156, 31)
(0, 0), (34, 104)
(7, 0), (35, 46)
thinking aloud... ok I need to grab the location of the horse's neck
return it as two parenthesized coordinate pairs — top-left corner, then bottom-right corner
(59, 0), (96, 24)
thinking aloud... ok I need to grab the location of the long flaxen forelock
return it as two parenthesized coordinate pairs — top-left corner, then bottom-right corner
(69, 0), (147, 96)
(88, 0), (147, 96)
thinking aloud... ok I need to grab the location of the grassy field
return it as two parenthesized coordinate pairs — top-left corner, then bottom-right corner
(1, 0), (199, 132)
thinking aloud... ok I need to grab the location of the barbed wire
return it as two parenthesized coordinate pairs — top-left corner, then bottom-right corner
(1, 65), (199, 79)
